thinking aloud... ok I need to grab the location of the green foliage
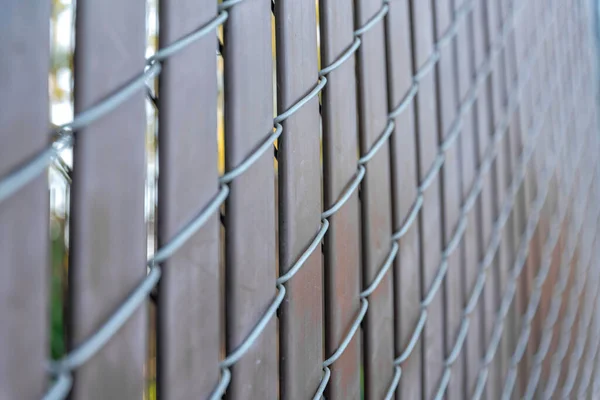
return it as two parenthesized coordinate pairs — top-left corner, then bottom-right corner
(50, 216), (66, 360)
(147, 380), (157, 400)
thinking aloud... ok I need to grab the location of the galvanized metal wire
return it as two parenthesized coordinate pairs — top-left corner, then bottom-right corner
(391, 0), (548, 389)
(0, 0), (593, 398)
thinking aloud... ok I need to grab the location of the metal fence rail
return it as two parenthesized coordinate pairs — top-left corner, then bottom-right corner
(1, 0), (599, 399)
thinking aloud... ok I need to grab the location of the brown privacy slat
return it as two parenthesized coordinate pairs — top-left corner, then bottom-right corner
(319, 0), (362, 398)
(0, 1), (49, 398)
(527, 47), (555, 395)
(353, 0), (395, 397)
(454, 4), (485, 396)
(223, 1), (277, 397)
(536, 78), (570, 395)
(455, 4), (472, 106)
(473, 2), (500, 397)
(542, 9), (573, 385)
(273, 1), (323, 398)
(409, 1), (445, 397)
(68, 1), (147, 398)
(450, 5), (473, 398)
(68, 2), (148, 399)
(493, 130), (514, 394)
(155, 1), (220, 399)
(433, 1), (464, 400)
(516, 5), (541, 393)
(502, 3), (528, 396)
(510, 117), (530, 400)
(385, 1), (422, 398)
(488, 0), (512, 392)
(390, 106), (423, 400)
(434, 0), (456, 139)
(564, 51), (596, 395)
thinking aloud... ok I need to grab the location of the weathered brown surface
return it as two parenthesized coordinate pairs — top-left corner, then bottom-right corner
(386, 0), (422, 398)
(274, 0), (324, 397)
(0, 1), (50, 398)
(434, 0), (463, 397)
(319, 0), (362, 397)
(69, 0), (148, 398)
(156, 1), (221, 398)
(354, 0), (395, 397)
(223, 0), (278, 397)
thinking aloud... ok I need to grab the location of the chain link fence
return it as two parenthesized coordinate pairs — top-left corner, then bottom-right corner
(1, 0), (600, 399)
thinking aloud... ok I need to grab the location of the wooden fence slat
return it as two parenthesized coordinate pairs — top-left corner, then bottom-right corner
(435, 0), (456, 140)
(572, 19), (597, 394)
(501, 2), (527, 396)
(223, 1), (277, 397)
(542, 4), (573, 386)
(454, 4), (486, 396)
(319, 0), (363, 398)
(526, 33), (556, 396)
(509, 113), (529, 400)
(418, 84), (446, 400)
(274, 0), (324, 397)
(557, 11), (591, 389)
(0, 2), (50, 398)
(353, 0), (395, 397)
(452, 11), (477, 398)
(473, 2), (502, 397)
(69, 1), (147, 398)
(516, 3), (544, 393)
(494, 125), (515, 396)
(390, 106), (422, 400)
(488, 0), (514, 390)
(433, 0), (464, 398)
(409, 1), (445, 397)
(3, 0), (600, 398)
(385, 1), (422, 398)
(155, 1), (221, 399)
(537, 84), (571, 397)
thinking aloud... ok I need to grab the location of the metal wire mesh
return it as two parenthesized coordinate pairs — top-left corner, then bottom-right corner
(1, 0), (599, 398)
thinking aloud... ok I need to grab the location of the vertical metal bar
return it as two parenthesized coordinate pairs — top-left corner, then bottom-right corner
(223, 0), (278, 397)
(353, 0), (395, 397)
(386, 0), (422, 398)
(319, 0), (363, 398)
(0, 1), (50, 398)
(69, 0), (148, 398)
(409, 0), (445, 397)
(155, 1), (221, 399)
(274, 0), (324, 398)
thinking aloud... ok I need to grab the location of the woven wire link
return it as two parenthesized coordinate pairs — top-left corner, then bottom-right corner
(391, 1), (558, 395)
(472, 39), (599, 400)
(519, 11), (590, 394)
(27, 0), (489, 397)
(499, 118), (598, 400)
(494, 16), (598, 400)
(575, 249), (600, 399)
(0, 0), (590, 397)
(436, 14), (582, 399)
(521, 164), (598, 398)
